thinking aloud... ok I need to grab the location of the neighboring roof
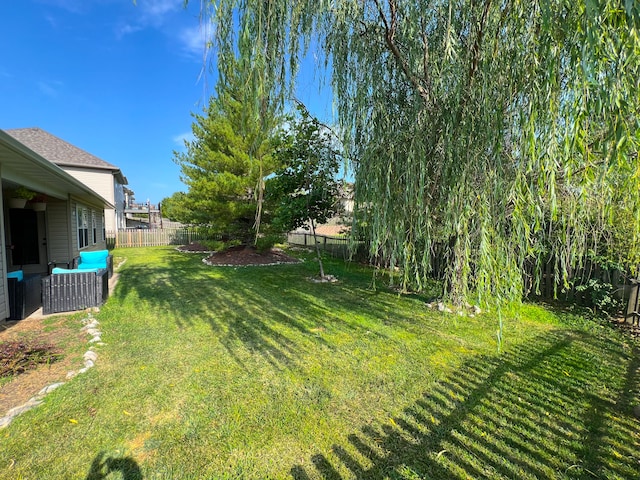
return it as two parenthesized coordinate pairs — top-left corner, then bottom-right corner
(5, 127), (127, 184)
(0, 130), (114, 209)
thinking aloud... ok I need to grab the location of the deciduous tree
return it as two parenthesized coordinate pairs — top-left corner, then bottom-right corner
(268, 104), (341, 277)
(194, 0), (640, 308)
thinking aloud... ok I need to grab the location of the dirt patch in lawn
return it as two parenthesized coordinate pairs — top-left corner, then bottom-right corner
(179, 243), (301, 266)
(0, 317), (85, 414)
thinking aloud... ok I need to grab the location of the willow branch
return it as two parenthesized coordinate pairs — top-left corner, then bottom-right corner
(372, 0), (431, 105)
(468, 0), (492, 84)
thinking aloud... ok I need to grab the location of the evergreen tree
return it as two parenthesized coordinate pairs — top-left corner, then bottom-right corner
(173, 76), (280, 242)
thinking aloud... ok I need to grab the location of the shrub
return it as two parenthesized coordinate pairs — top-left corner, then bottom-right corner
(199, 239), (226, 252)
(575, 279), (624, 315)
(255, 234), (285, 253)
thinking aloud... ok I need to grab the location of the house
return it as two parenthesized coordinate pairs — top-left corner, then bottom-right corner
(0, 129), (112, 319)
(5, 128), (128, 232)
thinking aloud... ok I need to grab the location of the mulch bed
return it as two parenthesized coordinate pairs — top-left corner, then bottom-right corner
(178, 243), (301, 266)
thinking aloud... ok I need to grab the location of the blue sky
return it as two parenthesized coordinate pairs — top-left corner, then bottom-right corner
(0, 0), (333, 204)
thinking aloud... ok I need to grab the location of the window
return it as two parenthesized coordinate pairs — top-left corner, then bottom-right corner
(102, 212), (106, 241)
(77, 206), (89, 249)
(92, 211), (97, 244)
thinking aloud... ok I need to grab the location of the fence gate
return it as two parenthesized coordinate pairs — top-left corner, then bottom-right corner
(626, 278), (640, 326)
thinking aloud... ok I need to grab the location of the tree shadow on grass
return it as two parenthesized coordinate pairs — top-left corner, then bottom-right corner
(110, 249), (425, 372)
(291, 329), (640, 479)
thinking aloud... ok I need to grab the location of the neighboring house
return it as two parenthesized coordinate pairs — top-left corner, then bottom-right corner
(0, 130), (112, 319)
(5, 128), (128, 232)
(294, 183), (354, 237)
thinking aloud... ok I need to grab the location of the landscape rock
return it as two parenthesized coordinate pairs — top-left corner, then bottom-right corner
(37, 383), (65, 396)
(82, 320), (100, 330)
(83, 351), (98, 362)
(7, 399), (42, 417)
(84, 360), (95, 369)
(308, 275), (339, 283)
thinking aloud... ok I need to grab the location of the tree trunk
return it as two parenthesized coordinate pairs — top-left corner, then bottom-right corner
(310, 218), (325, 278)
(253, 159), (265, 246)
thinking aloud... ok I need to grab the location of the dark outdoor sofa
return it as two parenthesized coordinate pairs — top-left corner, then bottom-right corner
(7, 271), (42, 320)
(41, 268), (109, 315)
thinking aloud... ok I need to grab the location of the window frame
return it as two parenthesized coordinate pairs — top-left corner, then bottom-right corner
(77, 206), (89, 249)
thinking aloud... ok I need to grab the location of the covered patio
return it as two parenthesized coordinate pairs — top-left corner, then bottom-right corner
(0, 130), (113, 320)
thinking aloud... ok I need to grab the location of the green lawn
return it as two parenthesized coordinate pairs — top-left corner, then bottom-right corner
(1, 246), (638, 479)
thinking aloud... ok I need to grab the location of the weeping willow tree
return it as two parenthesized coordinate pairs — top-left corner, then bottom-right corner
(197, 0), (640, 307)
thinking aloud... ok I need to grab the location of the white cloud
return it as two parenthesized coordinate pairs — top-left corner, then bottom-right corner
(172, 132), (194, 147)
(140, 0), (182, 24)
(117, 0), (183, 36)
(178, 23), (214, 59)
(37, 80), (63, 97)
(115, 23), (144, 39)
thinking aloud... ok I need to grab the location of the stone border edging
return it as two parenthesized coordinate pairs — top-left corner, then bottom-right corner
(201, 256), (303, 268)
(0, 313), (104, 429)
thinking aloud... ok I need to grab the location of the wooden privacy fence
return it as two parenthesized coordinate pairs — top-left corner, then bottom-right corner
(286, 233), (365, 260)
(292, 234), (640, 325)
(106, 228), (210, 248)
(525, 258), (640, 325)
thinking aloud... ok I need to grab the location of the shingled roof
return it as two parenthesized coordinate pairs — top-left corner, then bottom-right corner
(5, 127), (119, 171)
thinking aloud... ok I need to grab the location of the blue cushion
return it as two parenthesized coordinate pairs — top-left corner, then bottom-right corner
(7, 270), (23, 281)
(77, 263), (104, 270)
(79, 250), (108, 267)
(52, 267), (99, 274)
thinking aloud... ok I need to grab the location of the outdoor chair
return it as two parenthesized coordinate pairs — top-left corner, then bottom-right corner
(71, 249), (113, 278)
(7, 270), (42, 320)
(41, 268), (109, 315)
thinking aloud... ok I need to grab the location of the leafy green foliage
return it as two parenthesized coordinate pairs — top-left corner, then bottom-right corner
(267, 105), (341, 233)
(267, 104), (342, 275)
(254, 233), (284, 253)
(171, 69), (282, 242)
(196, 0), (640, 308)
(159, 191), (193, 223)
(575, 278), (624, 314)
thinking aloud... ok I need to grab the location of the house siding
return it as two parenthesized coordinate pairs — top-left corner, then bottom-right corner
(47, 199), (73, 264)
(61, 166), (122, 232)
(0, 168), (8, 320)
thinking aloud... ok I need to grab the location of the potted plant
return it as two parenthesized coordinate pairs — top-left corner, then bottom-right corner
(8, 186), (36, 209)
(29, 194), (47, 212)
